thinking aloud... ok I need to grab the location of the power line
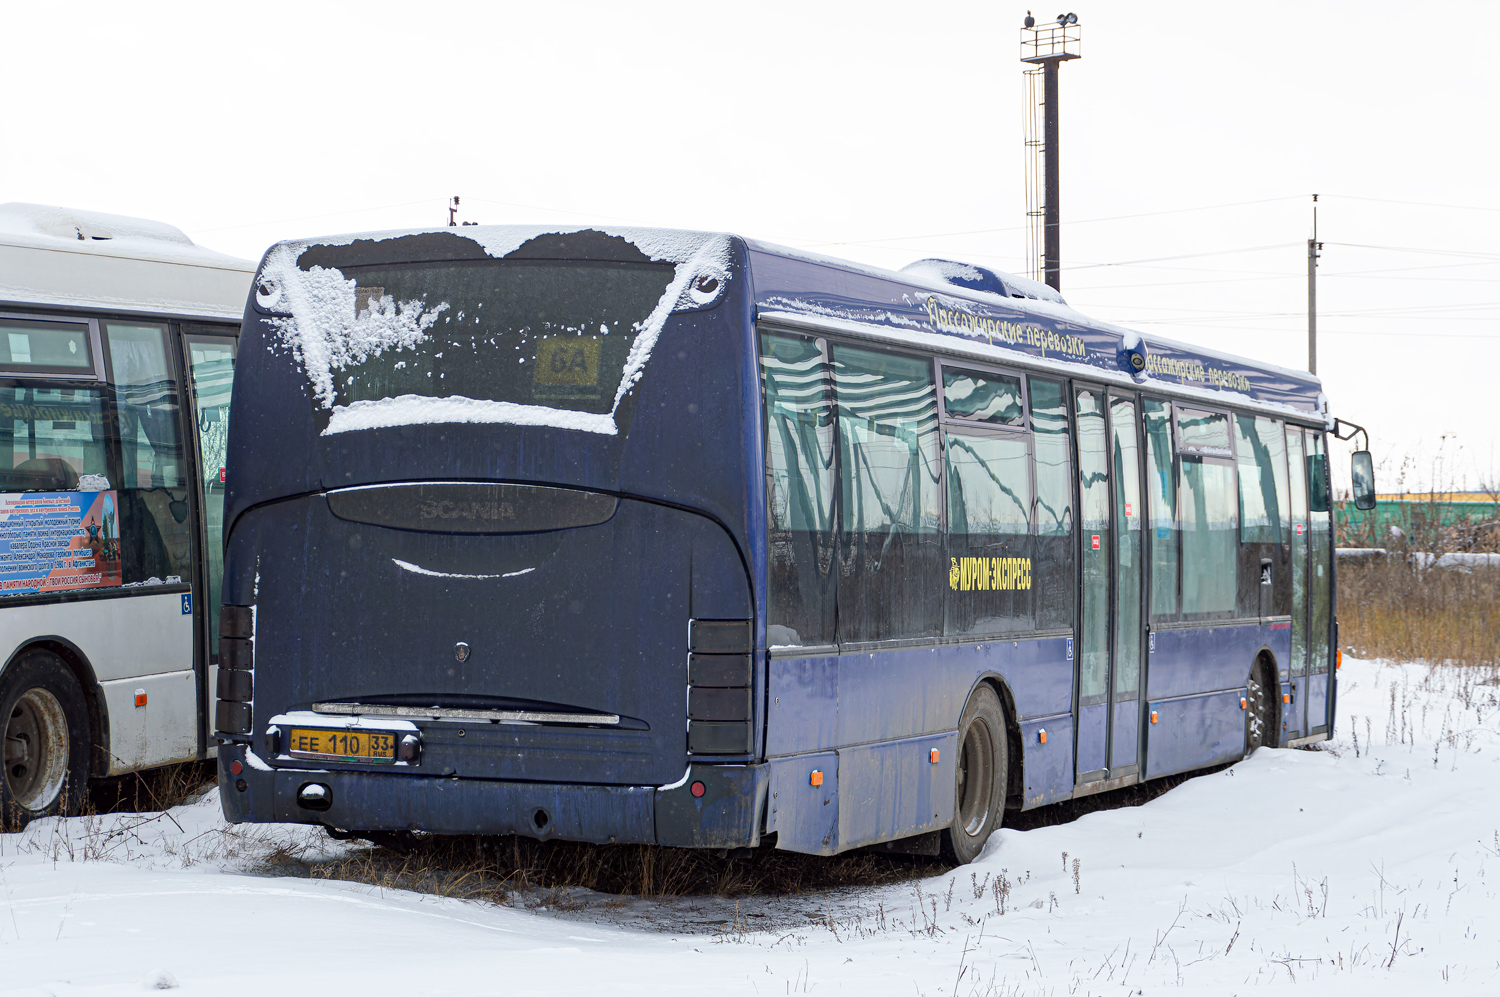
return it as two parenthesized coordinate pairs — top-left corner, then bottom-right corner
(1326, 193), (1500, 214)
(794, 195), (1306, 249)
(1325, 241), (1500, 260)
(1069, 243), (1301, 271)
(190, 198), (443, 235)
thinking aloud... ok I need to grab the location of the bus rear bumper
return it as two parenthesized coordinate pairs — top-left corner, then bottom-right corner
(219, 750), (768, 848)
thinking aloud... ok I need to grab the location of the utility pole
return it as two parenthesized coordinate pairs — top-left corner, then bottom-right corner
(1308, 194), (1322, 374)
(1021, 13), (1081, 292)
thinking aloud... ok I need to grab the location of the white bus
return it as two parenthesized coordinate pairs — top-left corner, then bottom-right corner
(0, 203), (252, 826)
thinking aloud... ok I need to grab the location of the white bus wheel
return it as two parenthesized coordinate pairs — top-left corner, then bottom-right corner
(1, 651), (90, 828)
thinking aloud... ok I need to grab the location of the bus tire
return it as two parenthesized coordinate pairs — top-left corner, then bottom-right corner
(1245, 658), (1278, 754)
(1, 650), (90, 829)
(942, 684), (1008, 865)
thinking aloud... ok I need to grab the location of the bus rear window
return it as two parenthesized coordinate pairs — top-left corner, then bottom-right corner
(285, 260), (674, 428)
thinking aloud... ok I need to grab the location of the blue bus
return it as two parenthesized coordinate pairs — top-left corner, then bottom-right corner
(216, 226), (1368, 861)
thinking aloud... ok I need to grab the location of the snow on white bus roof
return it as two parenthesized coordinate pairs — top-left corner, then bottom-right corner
(0, 203), (254, 319)
(259, 224), (731, 436)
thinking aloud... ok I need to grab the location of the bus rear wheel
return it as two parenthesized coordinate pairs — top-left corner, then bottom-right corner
(1, 650), (90, 829)
(942, 685), (1008, 865)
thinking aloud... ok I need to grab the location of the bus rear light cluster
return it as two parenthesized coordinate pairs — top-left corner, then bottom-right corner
(216, 604), (255, 735)
(686, 619), (753, 755)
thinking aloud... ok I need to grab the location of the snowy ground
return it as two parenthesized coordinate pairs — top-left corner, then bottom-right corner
(3, 657), (1498, 996)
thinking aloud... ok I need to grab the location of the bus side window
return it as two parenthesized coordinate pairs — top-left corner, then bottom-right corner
(1029, 378), (1073, 631)
(760, 333), (836, 647)
(1142, 399), (1178, 620)
(944, 430), (1033, 635)
(106, 323), (190, 584)
(1177, 408), (1237, 619)
(831, 344), (943, 643)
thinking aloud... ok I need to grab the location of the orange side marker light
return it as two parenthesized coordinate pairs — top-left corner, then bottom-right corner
(929, 748), (940, 764)
(1240, 697), (1248, 710)
(1150, 711), (1159, 724)
(134, 690), (148, 707)
(1337, 649), (1343, 670)
(1283, 692), (1292, 704)
(1038, 729), (1048, 745)
(810, 770), (824, 787)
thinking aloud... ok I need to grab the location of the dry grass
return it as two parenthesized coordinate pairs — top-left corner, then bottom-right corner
(1339, 558), (1500, 667)
(265, 773), (1208, 908)
(87, 760), (218, 815)
(270, 834), (954, 905)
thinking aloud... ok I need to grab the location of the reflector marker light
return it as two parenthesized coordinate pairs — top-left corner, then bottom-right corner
(929, 748), (940, 763)
(810, 770), (824, 787)
(1240, 698), (1248, 710)
(1038, 729), (1048, 745)
(134, 690), (147, 707)
(690, 781), (706, 798)
(1283, 692), (1292, 704)
(1150, 711), (1159, 724)
(1336, 649), (1342, 669)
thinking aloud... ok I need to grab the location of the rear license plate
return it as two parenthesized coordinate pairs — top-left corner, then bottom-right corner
(286, 728), (397, 763)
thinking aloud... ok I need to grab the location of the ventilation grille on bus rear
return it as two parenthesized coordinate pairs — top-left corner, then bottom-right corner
(326, 482), (619, 534)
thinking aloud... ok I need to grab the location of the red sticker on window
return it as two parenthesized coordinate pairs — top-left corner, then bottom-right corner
(1091, 535), (1101, 550)
(219, 468), (226, 483)
(1124, 503), (1132, 517)
(1295, 523), (1304, 535)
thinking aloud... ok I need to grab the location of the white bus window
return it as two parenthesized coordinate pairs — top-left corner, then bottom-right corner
(106, 323), (190, 584)
(0, 318), (93, 372)
(0, 385), (109, 491)
(187, 335), (236, 654)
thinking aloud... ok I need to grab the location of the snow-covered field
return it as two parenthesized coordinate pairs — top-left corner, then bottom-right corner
(3, 657), (1497, 996)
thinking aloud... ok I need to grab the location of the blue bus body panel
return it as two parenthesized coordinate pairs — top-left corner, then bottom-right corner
(1111, 700), (1141, 770)
(1076, 702), (1108, 775)
(1020, 714), (1074, 807)
(764, 636), (1076, 849)
(268, 767), (658, 842)
(837, 731), (955, 850)
(766, 653), (838, 756)
(1146, 623), (1284, 701)
(766, 751), (840, 854)
(1307, 670), (1330, 730)
(1146, 689), (1247, 779)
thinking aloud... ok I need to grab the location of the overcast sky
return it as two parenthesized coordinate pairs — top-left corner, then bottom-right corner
(3, 1), (1495, 490)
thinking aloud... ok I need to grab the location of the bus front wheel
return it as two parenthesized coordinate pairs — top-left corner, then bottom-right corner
(942, 685), (1008, 864)
(1, 650), (90, 829)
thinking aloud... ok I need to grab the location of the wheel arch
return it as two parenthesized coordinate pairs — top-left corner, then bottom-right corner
(1249, 645), (1281, 751)
(2, 636), (110, 779)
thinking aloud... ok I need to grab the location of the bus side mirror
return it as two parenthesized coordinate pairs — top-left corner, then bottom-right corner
(1351, 450), (1376, 511)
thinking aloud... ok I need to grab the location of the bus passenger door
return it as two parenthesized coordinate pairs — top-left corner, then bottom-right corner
(1305, 432), (1333, 734)
(1107, 395), (1145, 776)
(1285, 427), (1309, 740)
(183, 331), (237, 756)
(1073, 388), (1147, 787)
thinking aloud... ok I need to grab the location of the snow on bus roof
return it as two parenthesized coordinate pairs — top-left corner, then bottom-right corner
(0, 203), (254, 319)
(262, 223), (1327, 429)
(742, 235), (1327, 421)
